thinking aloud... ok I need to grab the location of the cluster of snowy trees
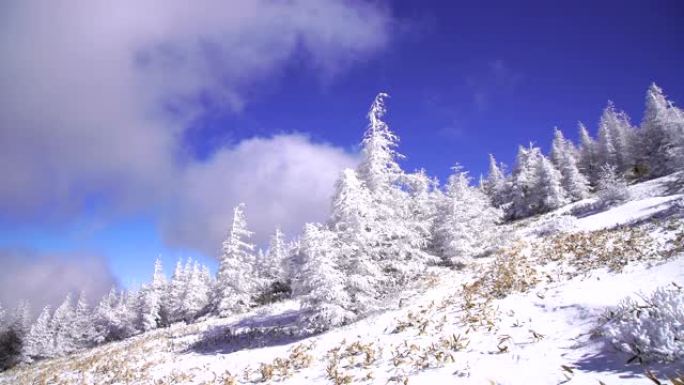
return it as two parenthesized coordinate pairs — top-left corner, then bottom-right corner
(483, 83), (684, 218)
(1, 84), (681, 368)
(0, 221), (293, 367)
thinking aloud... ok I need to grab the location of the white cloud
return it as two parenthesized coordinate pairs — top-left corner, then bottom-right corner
(162, 134), (358, 255)
(0, 248), (117, 315)
(0, 1), (389, 255)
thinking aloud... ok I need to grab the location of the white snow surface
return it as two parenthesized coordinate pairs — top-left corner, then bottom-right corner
(2, 174), (683, 385)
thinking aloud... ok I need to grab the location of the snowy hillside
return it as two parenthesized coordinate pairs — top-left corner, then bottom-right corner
(2, 173), (682, 385)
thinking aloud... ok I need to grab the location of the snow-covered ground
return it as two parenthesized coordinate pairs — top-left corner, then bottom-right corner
(2, 174), (683, 385)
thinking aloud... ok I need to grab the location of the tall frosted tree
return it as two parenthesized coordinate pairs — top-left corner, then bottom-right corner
(24, 306), (53, 360)
(216, 203), (257, 316)
(354, 93), (434, 285)
(51, 294), (76, 356)
(135, 283), (161, 332)
(167, 260), (189, 323)
(508, 145), (541, 219)
(357, 92), (403, 195)
(295, 223), (352, 331)
(433, 168), (502, 266)
(577, 122), (599, 185)
(550, 128), (590, 201)
(258, 227), (287, 284)
(639, 83), (675, 177)
(598, 102), (636, 173)
(182, 261), (210, 322)
(483, 154), (508, 207)
(72, 292), (96, 350)
(535, 154), (568, 212)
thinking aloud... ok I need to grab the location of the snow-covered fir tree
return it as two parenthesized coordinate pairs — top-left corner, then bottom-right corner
(639, 83), (677, 177)
(355, 93), (434, 286)
(71, 292), (96, 350)
(24, 306), (53, 360)
(535, 154), (568, 212)
(182, 261), (211, 322)
(433, 168), (502, 266)
(508, 145), (541, 219)
(577, 122), (600, 185)
(598, 102), (636, 174)
(264, 227), (287, 283)
(482, 153), (509, 207)
(51, 294), (76, 356)
(166, 260), (188, 323)
(135, 283), (161, 332)
(215, 203), (257, 316)
(549, 128), (590, 201)
(295, 223), (352, 331)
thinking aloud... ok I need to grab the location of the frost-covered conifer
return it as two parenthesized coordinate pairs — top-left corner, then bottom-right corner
(482, 154), (508, 207)
(577, 122), (599, 185)
(216, 204), (257, 316)
(135, 283), (160, 332)
(182, 262), (210, 322)
(535, 155), (568, 212)
(433, 168), (502, 266)
(72, 292), (96, 350)
(24, 306), (53, 359)
(549, 128), (590, 201)
(639, 83), (676, 177)
(51, 294), (76, 355)
(598, 102), (636, 174)
(296, 223), (352, 331)
(167, 260), (188, 323)
(508, 145), (541, 219)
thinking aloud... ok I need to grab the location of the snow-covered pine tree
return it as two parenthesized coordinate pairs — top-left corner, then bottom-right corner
(597, 114), (618, 170)
(167, 260), (188, 323)
(135, 283), (160, 332)
(265, 227), (286, 283)
(92, 288), (116, 343)
(600, 102), (637, 174)
(550, 128), (590, 201)
(355, 93), (434, 285)
(327, 168), (384, 314)
(51, 294), (76, 356)
(638, 83), (675, 177)
(182, 261), (210, 322)
(295, 223), (352, 331)
(596, 164), (630, 203)
(215, 203), (257, 316)
(508, 145), (541, 219)
(482, 154), (509, 207)
(71, 292), (96, 350)
(577, 122), (599, 185)
(151, 257), (169, 326)
(24, 306), (53, 360)
(433, 168), (502, 266)
(535, 154), (568, 212)
(668, 105), (684, 171)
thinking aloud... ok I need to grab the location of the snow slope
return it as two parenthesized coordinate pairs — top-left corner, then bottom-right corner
(2, 174), (683, 385)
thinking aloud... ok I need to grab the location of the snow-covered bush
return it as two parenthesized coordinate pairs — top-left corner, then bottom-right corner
(603, 283), (684, 363)
(596, 164), (630, 203)
(532, 214), (578, 237)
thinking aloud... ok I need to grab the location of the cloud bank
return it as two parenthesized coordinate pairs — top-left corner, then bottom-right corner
(0, 248), (117, 315)
(0, 0), (390, 259)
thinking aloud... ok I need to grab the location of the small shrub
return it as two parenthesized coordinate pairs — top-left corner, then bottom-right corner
(602, 283), (684, 363)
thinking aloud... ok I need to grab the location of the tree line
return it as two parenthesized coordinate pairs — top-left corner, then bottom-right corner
(1, 83), (682, 370)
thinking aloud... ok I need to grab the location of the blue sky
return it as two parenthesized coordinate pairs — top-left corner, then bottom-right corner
(0, 0), (682, 309)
